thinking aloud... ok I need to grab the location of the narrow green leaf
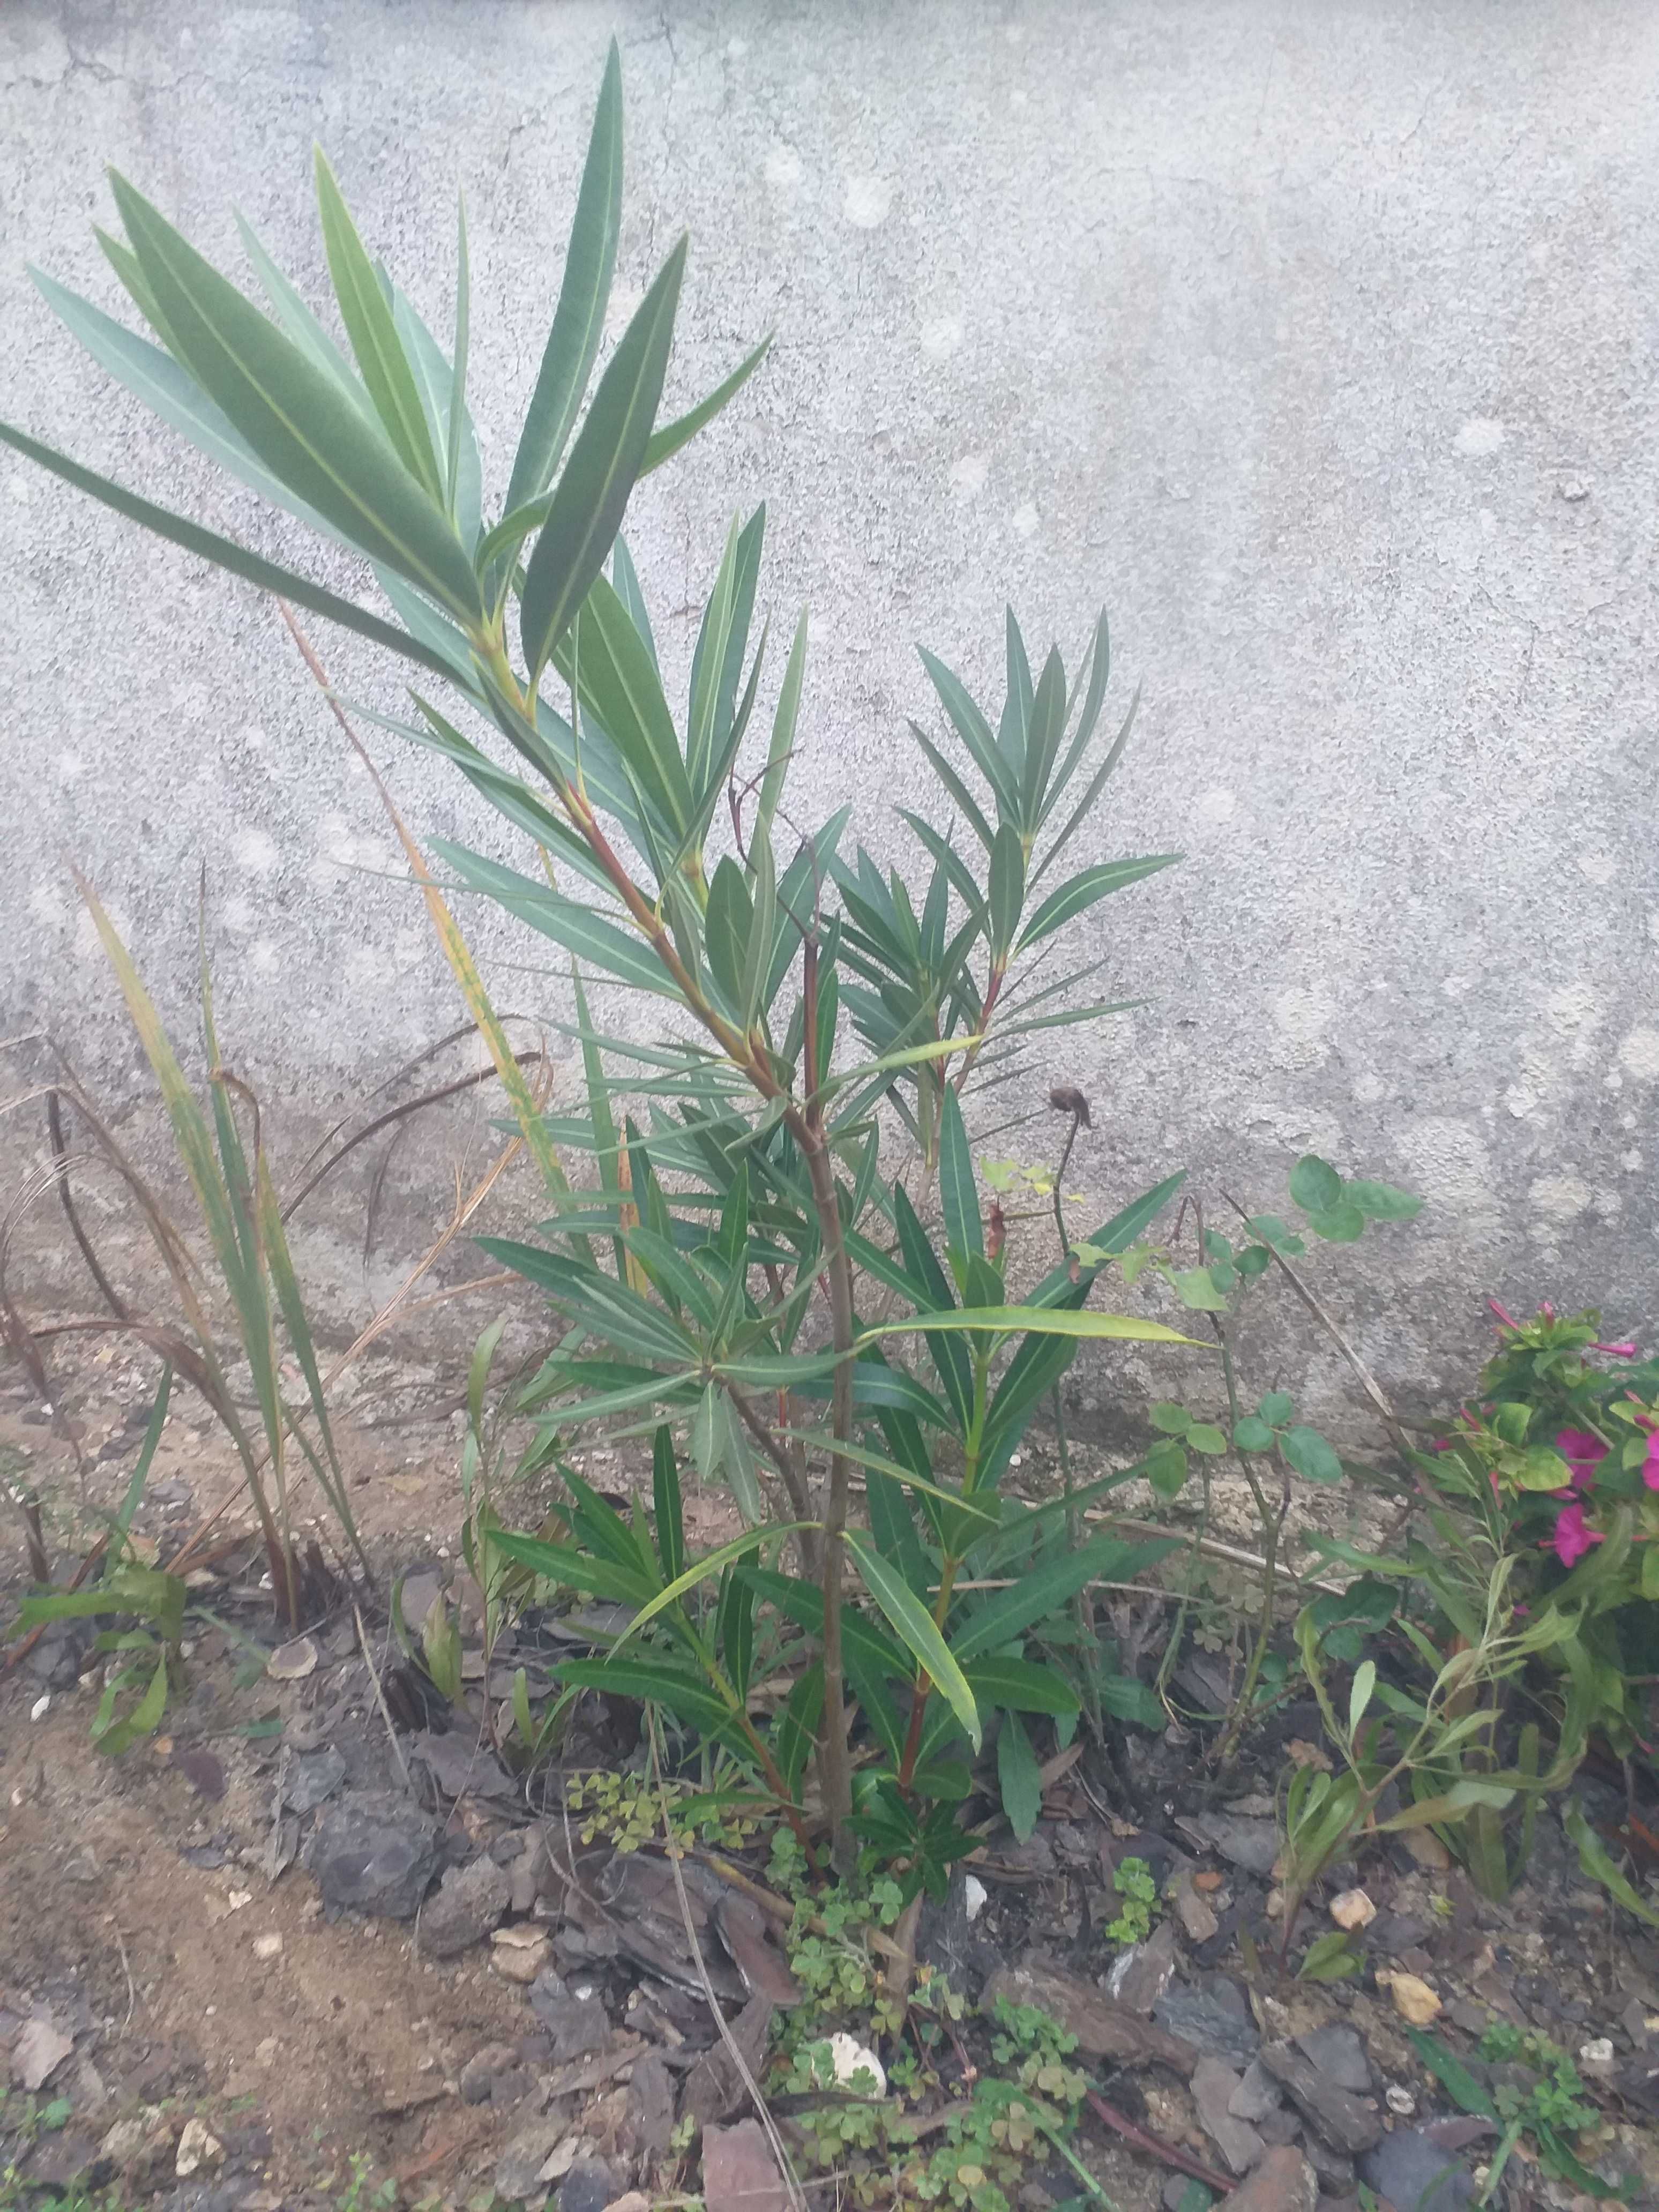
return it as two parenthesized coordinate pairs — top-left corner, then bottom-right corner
(520, 235), (686, 680)
(998, 1710), (1042, 1842)
(570, 575), (694, 836)
(756, 608), (807, 857)
(1018, 644), (1068, 831)
(861, 1306), (1197, 1350)
(969, 1656), (1080, 1717)
(640, 334), (772, 476)
(1017, 854), (1179, 956)
(432, 841), (677, 998)
(611, 535), (657, 664)
(109, 172), (480, 620)
(920, 647), (1017, 822)
(114, 1366), (173, 1541)
(846, 1530), (981, 1754)
(612, 1522), (816, 1654)
(313, 151), (443, 495)
(932, 1088), (980, 1266)
(0, 419), (460, 680)
(652, 1424), (685, 1586)
(1032, 684), (1140, 880)
(504, 39), (624, 517)
(952, 1536), (1175, 1662)
(987, 821), (1026, 963)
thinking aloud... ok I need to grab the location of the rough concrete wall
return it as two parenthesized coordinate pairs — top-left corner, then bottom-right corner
(2, 0), (1656, 1413)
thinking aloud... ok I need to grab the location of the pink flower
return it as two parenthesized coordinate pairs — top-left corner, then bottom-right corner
(1555, 1429), (1609, 1489)
(1551, 1502), (1604, 1568)
(1592, 1340), (1639, 1359)
(1644, 1433), (1659, 1492)
(1488, 1298), (1519, 1330)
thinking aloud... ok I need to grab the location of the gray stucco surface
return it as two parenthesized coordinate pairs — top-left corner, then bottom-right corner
(2, 0), (1655, 1407)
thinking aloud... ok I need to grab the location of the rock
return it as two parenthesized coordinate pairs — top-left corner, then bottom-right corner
(510, 1832), (556, 1916)
(101, 2112), (173, 2178)
(283, 1745), (347, 1813)
(1230, 2058), (1286, 2124)
(1445, 2000), (1489, 2038)
(491, 1926), (552, 1983)
(1174, 1877), (1221, 1945)
(704, 2119), (788, 2212)
(10, 2017), (74, 2093)
(1293, 2027), (1369, 2095)
(917, 1870), (1000, 1992)
(1579, 2036), (1616, 2073)
(684, 1996), (778, 2127)
(984, 1964), (1199, 2073)
(266, 1635), (318, 1680)
(1385, 2086), (1416, 2116)
(529, 1967), (573, 2022)
(539, 1992), (610, 2062)
(1191, 2057), (1265, 2176)
(1214, 2144), (1317, 2212)
(1327, 1890), (1374, 1933)
(1300, 2132), (1353, 2190)
(626, 2051), (675, 2158)
(714, 1892), (802, 2007)
(1183, 1812), (1281, 1877)
(459, 2043), (521, 2104)
(558, 2160), (619, 2212)
(253, 1932), (283, 1961)
(1109, 1920), (1179, 2014)
(305, 1797), (439, 1920)
(1257, 2044), (1381, 2155)
(1376, 1971), (1440, 2027)
(1356, 2127), (1475, 2211)
(175, 2117), (223, 2177)
(1257, 2109), (1302, 2147)
(1153, 1978), (1259, 2068)
(827, 2032), (886, 2094)
(496, 2119), (569, 2204)
(419, 1854), (513, 1957)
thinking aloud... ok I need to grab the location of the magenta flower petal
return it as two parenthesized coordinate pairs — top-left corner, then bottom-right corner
(1554, 1429), (1608, 1490)
(1592, 1340), (1638, 1359)
(1488, 1298), (1519, 1329)
(1551, 1502), (1604, 1568)
(1644, 1434), (1659, 1492)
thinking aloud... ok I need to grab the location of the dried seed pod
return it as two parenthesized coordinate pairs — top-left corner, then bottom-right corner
(1048, 1085), (1092, 1127)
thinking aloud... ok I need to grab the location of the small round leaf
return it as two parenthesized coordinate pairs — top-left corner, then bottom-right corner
(1146, 1439), (1190, 1498)
(1236, 1245), (1272, 1278)
(1258, 1391), (1296, 1426)
(1308, 1202), (1366, 1243)
(1346, 1178), (1423, 1223)
(1150, 1401), (1192, 1436)
(1289, 1154), (1343, 1214)
(1282, 1424), (1344, 1484)
(1232, 1415), (1275, 1453)
(1186, 1423), (1229, 1457)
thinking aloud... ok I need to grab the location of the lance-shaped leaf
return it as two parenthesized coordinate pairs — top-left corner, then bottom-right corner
(0, 420), (461, 681)
(504, 40), (623, 518)
(937, 1085), (982, 1262)
(1017, 853), (1180, 955)
(846, 1531), (982, 1754)
(314, 151), (443, 497)
(432, 842), (677, 998)
(107, 171), (482, 622)
(640, 334), (772, 476)
(521, 235), (686, 681)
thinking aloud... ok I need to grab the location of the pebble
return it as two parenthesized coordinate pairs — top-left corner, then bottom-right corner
(1385, 2085), (1416, 2116)
(1190, 2055), (1266, 2175)
(252, 1932), (283, 1961)
(10, 2019), (73, 2093)
(558, 2161), (619, 2212)
(1153, 1977), (1259, 2068)
(1173, 1876), (1220, 1944)
(1294, 2025), (1370, 2094)
(418, 1854), (513, 1958)
(1328, 1888), (1376, 1932)
(495, 2119), (568, 2203)
(174, 2117), (222, 2177)
(1206, 2144), (1317, 2212)
(1376, 1970), (1441, 2026)
(1257, 2042), (1382, 2154)
(490, 1926), (551, 1983)
(1230, 2057), (1287, 2123)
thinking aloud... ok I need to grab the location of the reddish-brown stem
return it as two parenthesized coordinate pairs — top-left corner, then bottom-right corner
(1083, 2090), (1234, 2194)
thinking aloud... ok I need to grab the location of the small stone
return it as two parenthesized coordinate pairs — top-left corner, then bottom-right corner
(459, 2042), (519, 2104)
(266, 1635), (318, 1679)
(255, 2037), (279, 2066)
(1294, 2026), (1370, 2095)
(1109, 1920), (1179, 2014)
(1377, 1970), (1441, 2027)
(827, 2032), (886, 2094)
(1191, 2056), (1266, 2175)
(1328, 1889), (1376, 1933)
(1578, 2037), (1616, 2074)
(964, 1874), (988, 1921)
(626, 2051), (675, 2158)
(10, 2019), (74, 2093)
(1358, 2126), (1476, 2211)
(252, 1932), (283, 1961)
(1446, 2001), (1489, 2038)
(496, 2119), (568, 2203)
(29, 1694), (50, 1721)
(1174, 1876), (1220, 1944)
(1152, 1978), (1258, 2068)
(704, 2119), (788, 2212)
(1258, 2042), (1382, 2154)
(1385, 2086), (1416, 2117)
(491, 1925), (551, 1983)
(101, 2111), (172, 2178)
(1210, 2144), (1317, 2212)
(419, 1854), (513, 1957)
(1302, 2131), (1354, 2189)
(1231, 2057), (1287, 2123)
(1184, 1811), (1281, 1877)
(558, 2159), (619, 2212)
(306, 1796), (439, 1921)
(174, 2116), (222, 2177)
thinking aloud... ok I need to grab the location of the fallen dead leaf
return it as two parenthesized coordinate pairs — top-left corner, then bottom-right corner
(1377, 1969), (1441, 2026)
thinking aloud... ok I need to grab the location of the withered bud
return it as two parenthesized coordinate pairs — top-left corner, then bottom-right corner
(1049, 1085), (1092, 1128)
(987, 1199), (1006, 1266)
